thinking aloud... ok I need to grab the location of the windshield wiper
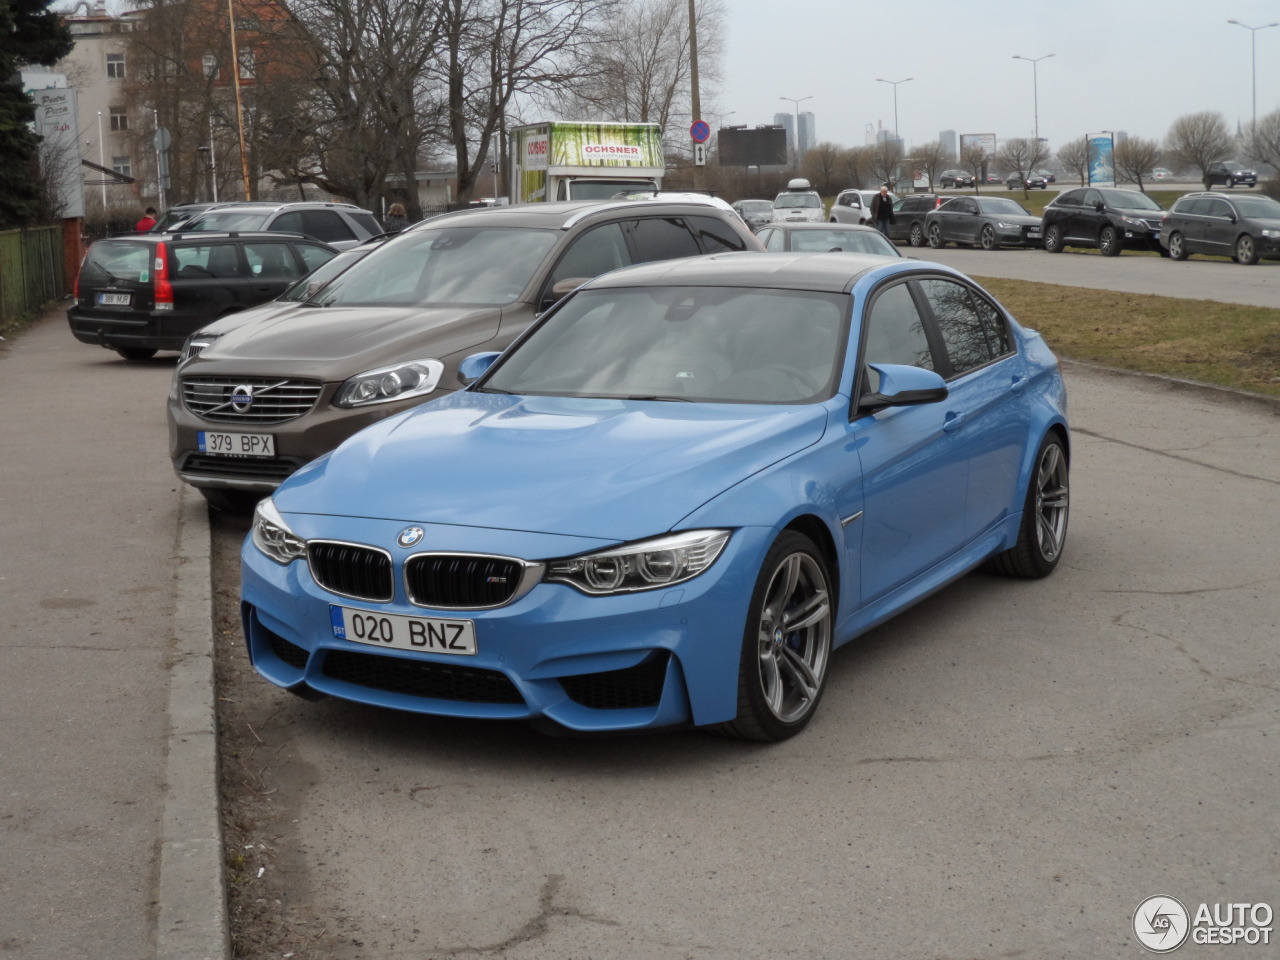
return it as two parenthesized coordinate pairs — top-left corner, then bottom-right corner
(618, 394), (692, 402)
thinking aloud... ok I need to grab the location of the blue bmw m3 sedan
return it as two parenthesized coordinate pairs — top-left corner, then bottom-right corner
(241, 252), (1069, 741)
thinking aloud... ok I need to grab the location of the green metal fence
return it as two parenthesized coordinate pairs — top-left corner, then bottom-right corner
(0, 226), (66, 324)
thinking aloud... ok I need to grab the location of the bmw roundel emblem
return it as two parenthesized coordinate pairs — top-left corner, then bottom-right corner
(396, 526), (425, 548)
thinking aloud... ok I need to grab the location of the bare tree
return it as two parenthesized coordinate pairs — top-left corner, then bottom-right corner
(960, 142), (987, 192)
(838, 146), (874, 189)
(909, 140), (948, 192)
(1057, 137), (1089, 186)
(1113, 137), (1161, 193)
(998, 137), (1049, 197)
(1165, 111), (1233, 189)
(1247, 108), (1280, 172)
(801, 142), (842, 197)
(870, 139), (903, 188)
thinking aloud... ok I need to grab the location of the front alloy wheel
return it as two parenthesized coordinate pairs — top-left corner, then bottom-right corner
(719, 531), (833, 742)
(980, 225), (998, 250)
(987, 434), (1070, 579)
(1235, 234), (1259, 265)
(1099, 225), (1122, 257)
(928, 223), (944, 248)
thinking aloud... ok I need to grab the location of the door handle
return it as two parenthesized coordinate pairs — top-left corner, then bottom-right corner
(1010, 374), (1027, 393)
(943, 410), (965, 433)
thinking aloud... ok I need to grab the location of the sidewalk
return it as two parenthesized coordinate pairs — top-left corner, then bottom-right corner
(0, 304), (226, 960)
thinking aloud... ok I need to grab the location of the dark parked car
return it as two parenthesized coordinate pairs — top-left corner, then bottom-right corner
(1041, 187), (1166, 256)
(926, 196), (1043, 250)
(982, 174), (1004, 185)
(168, 198), (763, 511)
(731, 199), (774, 233)
(67, 231), (339, 360)
(886, 194), (942, 246)
(754, 222), (901, 256)
(939, 170), (974, 188)
(1006, 172), (1048, 190)
(181, 201), (383, 249)
(1158, 192), (1280, 264)
(1204, 161), (1258, 189)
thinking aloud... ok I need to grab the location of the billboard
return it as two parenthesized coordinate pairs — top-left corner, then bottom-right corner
(959, 133), (997, 159)
(1087, 134), (1116, 186)
(29, 85), (84, 218)
(717, 126), (787, 167)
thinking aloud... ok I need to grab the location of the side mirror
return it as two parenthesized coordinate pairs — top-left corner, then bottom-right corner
(541, 277), (588, 312)
(457, 351), (503, 386)
(1095, 201), (1105, 213)
(858, 363), (948, 412)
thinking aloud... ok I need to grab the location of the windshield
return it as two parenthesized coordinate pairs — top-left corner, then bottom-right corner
(1098, 189), (1161, 211)
(977, 198), (1032, 216)
(785, 228), (898, 256)
(480, 286), (849, 404)
(739, 201), (773, 215)
(1232, 196), (1280, 218)
(570, 180), (657, 200)
(774, 193), (822, 209)
(1223, 162), (1246, 171)
(311, 226), (558, 307)
(278, 244), (375, 302)
(183, 210), (270, 232)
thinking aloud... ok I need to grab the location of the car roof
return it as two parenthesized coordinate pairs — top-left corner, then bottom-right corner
(187, 201), (372, 214)
(769, 222), (882, 232)
(583, 251), (898, 293)
(99, 230), (328, 244)
(414, 198), (744, 231)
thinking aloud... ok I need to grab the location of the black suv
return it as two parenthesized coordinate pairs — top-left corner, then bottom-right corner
(887, 194), (941, 246)
(1204, 161), (1258, 189)
(68, 231), (339, 359)
(1041, 187), (1166, 256)
(939, 170), (974, 188)
(180, 201), (383, 249)
(1159, 192), (1280, 264)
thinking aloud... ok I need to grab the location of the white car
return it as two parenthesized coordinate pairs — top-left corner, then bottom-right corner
(771, 178), (826, 223)
(829, 188), (897, 226)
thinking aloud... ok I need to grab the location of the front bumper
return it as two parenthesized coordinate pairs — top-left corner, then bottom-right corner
(241, 517), (776, 733)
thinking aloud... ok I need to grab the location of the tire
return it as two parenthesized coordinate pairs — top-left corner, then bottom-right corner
(908, 223), (925, 247)
(115, 347), (157, 361)
(1234, 234), (1259, 265)
(1098, 225), (1122, 257)
(1167, 231), (1188, 261)
(717, 531), (834, 742)
(1043, 223), (1064, 253)
(986, 433), (1069, 579)
(199, 488), (264, 513)
(980, 225), (998, 250)
(927, 223), (944, 248)
(1226, 178), (1235, 189)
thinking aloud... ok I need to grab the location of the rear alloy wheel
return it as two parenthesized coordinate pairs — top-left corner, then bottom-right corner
(1043, 223), (1063, 253)
(115, 347), (157, 361)
(980, 225), (998, 250)
(718, 531), (833, 742)
(987, 433), (1069, 579)
(928, 223), (944, 248)
(1234, 234), (1259, 265)
(908, 223), (925, 247)
(1098, 225), (1122, 257)
(1167, 232), (1188, 261)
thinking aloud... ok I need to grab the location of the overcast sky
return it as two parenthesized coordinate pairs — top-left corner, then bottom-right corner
(714, 0), (1280, 151)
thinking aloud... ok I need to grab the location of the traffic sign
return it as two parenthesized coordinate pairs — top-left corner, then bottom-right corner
(693, 142), (708, 166)
(690, 120), (710, 144)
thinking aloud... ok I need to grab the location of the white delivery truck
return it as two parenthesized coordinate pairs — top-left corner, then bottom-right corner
(509, 121), (665, 203)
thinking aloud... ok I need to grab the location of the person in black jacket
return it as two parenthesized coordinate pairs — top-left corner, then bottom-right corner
(382, 203), (410, 233)
(870, 186), (895, 237)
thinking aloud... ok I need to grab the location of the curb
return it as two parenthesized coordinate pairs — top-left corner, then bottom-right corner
(157, 486), (230, 960)
(1058, 357), (1280, 413)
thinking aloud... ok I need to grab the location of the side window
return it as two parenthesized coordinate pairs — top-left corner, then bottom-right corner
(299, 211), (356, 244)
(919, 277), (995, 375)
(348, 212), (382, 235)
(956, 199), (976, 215)
(837, 193), (852, 207)
(295, 242), (337, 272)
(862, 282), (934, 373)
(244, 242), (304, 279)
(1206, 199), (1233, 218)
(1082, 189), (1102, 207)
(273, 211), (305, 234)
(1058, 190), (1083, 207)
(762, 229), (785, 252)
(547, 222), (630, 290)
(171, 244), (244, 278)
(626, 217), (701, 263)
(687, 215), (749, 253)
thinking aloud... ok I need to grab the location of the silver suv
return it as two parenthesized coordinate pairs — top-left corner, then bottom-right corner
(181, 201), (383, 249)
(829, 188), (896, 226)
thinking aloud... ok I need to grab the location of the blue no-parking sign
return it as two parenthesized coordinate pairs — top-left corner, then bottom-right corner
(690, 120), (710, 143)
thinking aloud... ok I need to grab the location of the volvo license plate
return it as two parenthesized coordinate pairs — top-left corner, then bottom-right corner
(197, 431), (275, 457)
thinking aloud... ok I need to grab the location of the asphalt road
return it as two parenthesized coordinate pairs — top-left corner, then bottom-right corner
(211, 363), (1280, 959)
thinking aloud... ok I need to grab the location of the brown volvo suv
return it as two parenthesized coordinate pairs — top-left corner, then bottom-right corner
(167, 198), (762, 511)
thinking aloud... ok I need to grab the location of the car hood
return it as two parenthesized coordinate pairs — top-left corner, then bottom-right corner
(195, 298), (305, 337)
(188, 303), (509, 378)
(275, 391), (830, 541)
(990, 213), (1042, 226)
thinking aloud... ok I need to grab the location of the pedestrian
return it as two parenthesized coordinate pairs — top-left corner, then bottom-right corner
(135, 206), (158, 231)
(382, 203), (409, 233)
(870, 186), (894, 237)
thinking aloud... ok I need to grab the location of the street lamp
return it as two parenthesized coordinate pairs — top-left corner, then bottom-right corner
(1011, 53), (1054, 142)
(1227, 20), (1279, 134)
(779, 95), (813, 164)
(874, 77), (913, 143)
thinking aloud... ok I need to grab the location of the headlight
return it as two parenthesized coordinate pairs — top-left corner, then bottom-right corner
(252, 498), (307, 564)
(180, 332), (220, 365)
(333, 358), (445, 408)
(1261, 229), (1280, 239)
(996, 221), (1016, 229)
(1120, 215), (1148, 228)
(545, 529), (731, 595)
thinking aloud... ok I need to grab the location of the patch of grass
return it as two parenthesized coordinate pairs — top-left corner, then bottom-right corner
(972, 276), (1280, 398)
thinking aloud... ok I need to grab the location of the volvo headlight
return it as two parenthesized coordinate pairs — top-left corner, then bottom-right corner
(333, 359), (445, 408)
(179, 332), (220, 365)
(252, 498), (307, 564)
(545, 529), (731, 595)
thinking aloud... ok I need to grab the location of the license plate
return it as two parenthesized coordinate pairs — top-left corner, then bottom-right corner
(330, 605), (477, 656)
(97, 292), (131, 306)
(197, 431), (275, 457)
(1027, 229), (1042, 237)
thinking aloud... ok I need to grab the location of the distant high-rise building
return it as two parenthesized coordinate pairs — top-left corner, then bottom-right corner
(773, 111), (817, 157)
(1112, 130), (1129, 145)
(940, 129), (958, 160)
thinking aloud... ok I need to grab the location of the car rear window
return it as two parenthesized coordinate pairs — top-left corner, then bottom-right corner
(81, 240), (153, 283)
(183, 211), (269, 232)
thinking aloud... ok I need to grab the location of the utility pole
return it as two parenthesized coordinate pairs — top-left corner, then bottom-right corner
(688, 0), (703, 190)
